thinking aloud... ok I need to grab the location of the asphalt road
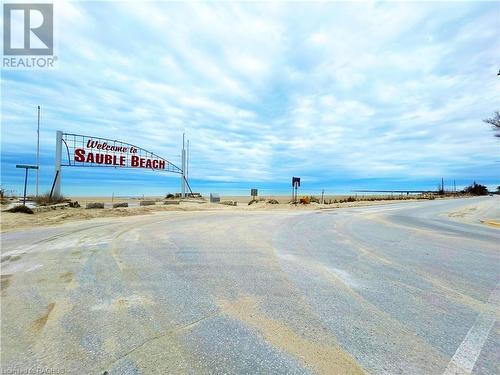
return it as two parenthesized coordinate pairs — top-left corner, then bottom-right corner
(1, 197), (499, 375)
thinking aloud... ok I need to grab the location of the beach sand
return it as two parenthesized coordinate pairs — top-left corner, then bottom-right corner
(0, 194), (449, 233)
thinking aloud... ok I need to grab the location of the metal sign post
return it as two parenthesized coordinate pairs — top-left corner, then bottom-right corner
(251, 189), (258, 199)
(16, 164), (39, 205)
(292, 177), (300, 203)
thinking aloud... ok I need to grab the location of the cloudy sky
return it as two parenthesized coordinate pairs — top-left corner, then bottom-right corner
(1, 1), (499, 196)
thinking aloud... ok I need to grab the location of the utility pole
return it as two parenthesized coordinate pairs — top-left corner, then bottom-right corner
(442, 177), (444, 193)
(36, 106), (40, 197)
(321, 189), (324, 204)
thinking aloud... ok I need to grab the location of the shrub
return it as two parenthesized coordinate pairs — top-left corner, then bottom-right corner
(309, 196), (320, 203)
(462, 182), (488, 196)
(6, 205), (34, 214)
(267, 199), (279, 204)
(248, 198), (265, 205)
(165, 193), (175, 199)
(335, 196), (357, 203)
(299, 196), (310, 204)
(33, 192), (66, 206)
(86, 202), (104, 209)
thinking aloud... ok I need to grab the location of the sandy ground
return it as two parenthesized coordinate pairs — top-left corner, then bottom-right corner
(1, 192), (470, 234)
(1, 197), (498, 374)
(446, 197), (500, 227)
(0, 196), (432, 233)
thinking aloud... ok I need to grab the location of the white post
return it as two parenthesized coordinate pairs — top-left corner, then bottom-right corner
(186, 139), (190, 181)
(36, 106), (40, 196)
(181, 133), (186, 197)
(53, 130), (62, 197)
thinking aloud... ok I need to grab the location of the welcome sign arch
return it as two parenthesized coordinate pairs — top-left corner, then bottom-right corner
(52, 131), (191, 196)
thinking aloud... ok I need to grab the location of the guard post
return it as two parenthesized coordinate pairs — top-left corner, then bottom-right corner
(16, 164), (39, 205)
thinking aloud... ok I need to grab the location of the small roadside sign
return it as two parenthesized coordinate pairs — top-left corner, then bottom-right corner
(16, 165), (38, 169)
(16, 164), (39, 205)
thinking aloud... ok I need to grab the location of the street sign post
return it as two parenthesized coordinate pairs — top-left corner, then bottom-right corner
(292, 177), (300, 203)
(251, 188), (258, 198)
(16, 164), (38, 205)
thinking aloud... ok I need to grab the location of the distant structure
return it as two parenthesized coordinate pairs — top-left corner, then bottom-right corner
(353, 178), (462, 196)
(353, 190), (435, 195)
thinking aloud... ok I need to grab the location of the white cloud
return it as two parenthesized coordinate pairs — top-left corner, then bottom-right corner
(2, 1), (499, 191)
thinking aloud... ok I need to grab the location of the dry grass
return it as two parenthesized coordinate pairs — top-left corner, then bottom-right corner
(32, 192), (67, 206)
(6, 205), (34, 214)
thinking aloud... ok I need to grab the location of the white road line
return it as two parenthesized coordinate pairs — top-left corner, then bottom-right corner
(442, 282), (499, 375)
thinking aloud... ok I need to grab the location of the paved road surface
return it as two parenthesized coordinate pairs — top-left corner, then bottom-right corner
(1, 197), (499, 374)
